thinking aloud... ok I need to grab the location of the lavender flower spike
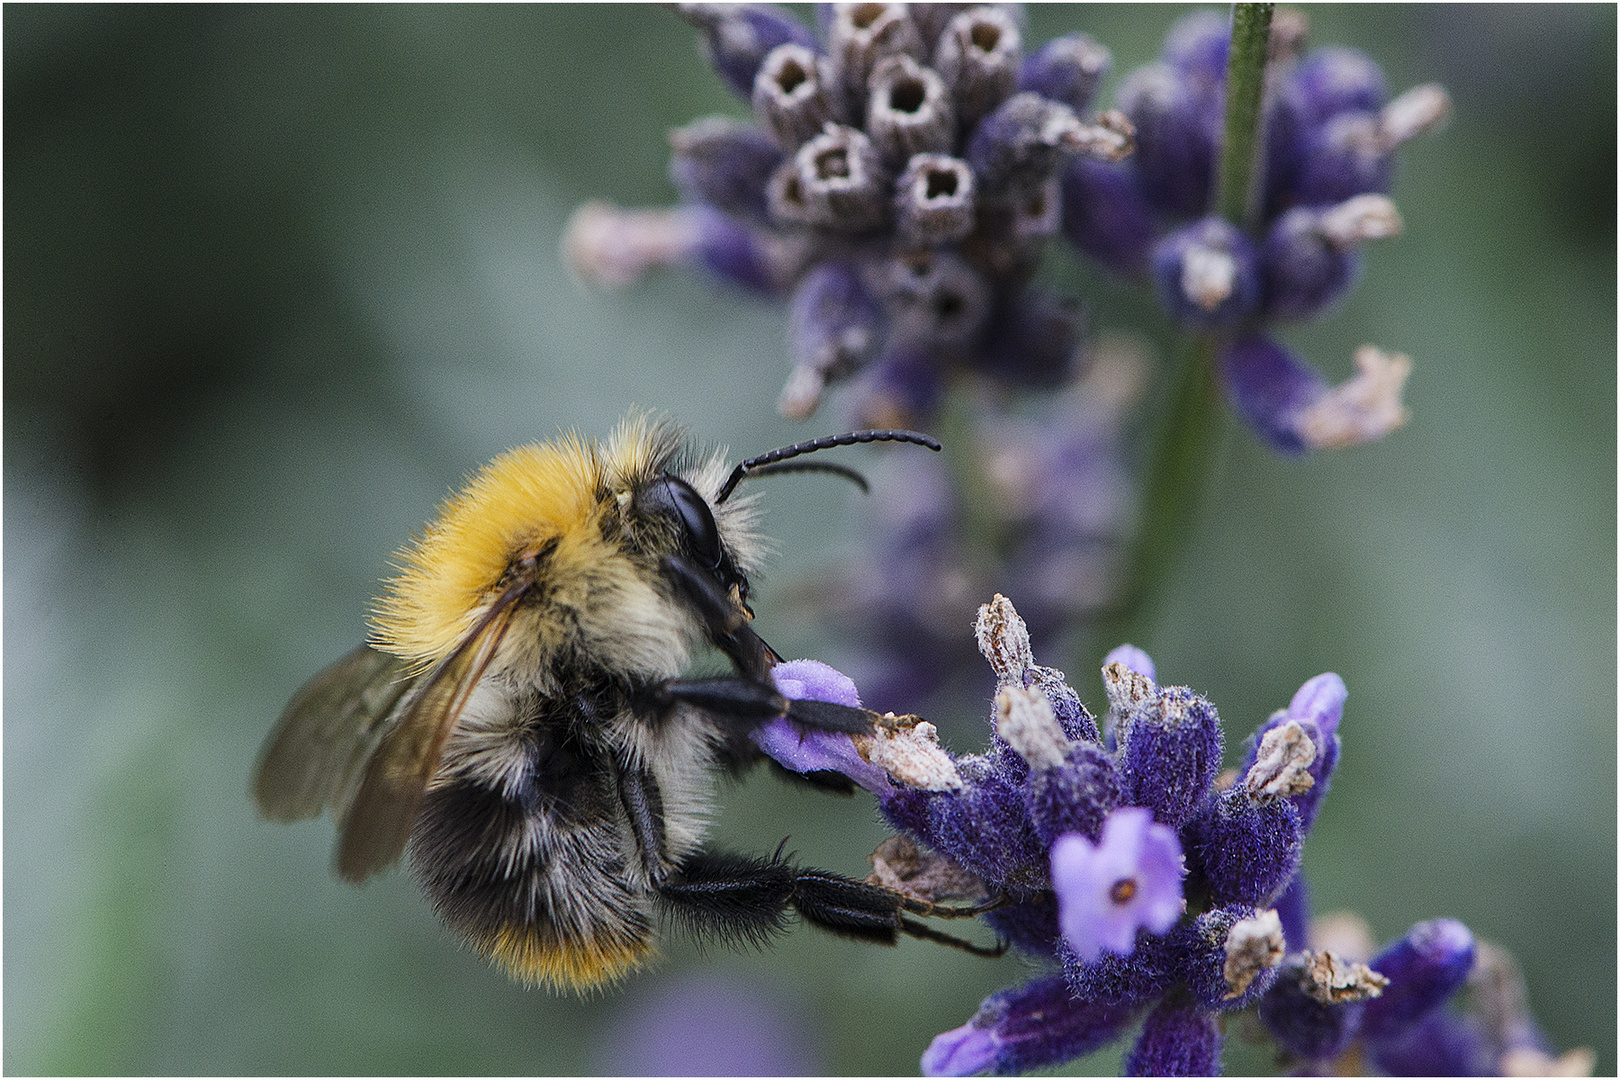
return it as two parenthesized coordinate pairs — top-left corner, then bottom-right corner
(1051, 805), (1185, 963)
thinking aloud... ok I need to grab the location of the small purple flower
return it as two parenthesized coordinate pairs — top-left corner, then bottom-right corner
(1050, 806), (1185, 963)
(1101, 643), (1156, 682)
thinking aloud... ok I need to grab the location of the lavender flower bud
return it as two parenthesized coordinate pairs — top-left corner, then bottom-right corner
(907, 3), (973, 54)
(933, 6), (1023, 135)
(780, 259), (882, 418)
(826, 2), (924, 102)
(1160, 9), (1230, 85)
(1218, 336), (1411, 453)
(1273, 871), (1310, 951)
(980, 892), (1061, 957)
(854, 340), (947, 430)
(1151, 217), (1262, 328)
(1260, 195), (1402, 322)
(1176, 905), (1286, 1010)
(770, 123), (891, 232)
(1294, 109), (1392, 207)
(1023, 741), (1119, 845)
(753, 44), (845, 149)
(1115, 685), (1223, 829)
(1061, 931), (1177, 1006)
(969, 92), (1131, 197)
(885, 753), (1046, 889)
(1258, 952), (1381, 1061)
(1116, 61), (1217, 218)
(564, 202), (798, 294)
(961, 176), (1064, 282)
(1293, 46), (1389, 125)
(1239, 672), (1346, 833)
(879, 249), (993, 349)
(1362, 919), (1478, 1041)
(1019, 33), (1111, 114)
(668, 117), (784, 223)
(1369, 1008), (1496, 1077)
(975, 287), (1081, 390)
(1186, 786), (1303, 909)
(922, 976), (1138, 1077)
(867, 57), (957, 166)
(1061, 157), (1157, 275)
(678, 3), (818, 99)
(1123, 998), (1222, 1078)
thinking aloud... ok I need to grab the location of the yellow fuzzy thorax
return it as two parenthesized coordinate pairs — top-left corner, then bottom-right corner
(369, 417), (676, 669)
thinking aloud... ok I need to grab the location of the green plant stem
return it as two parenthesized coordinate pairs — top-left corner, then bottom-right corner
(1091, 3), (1275, 652)
(1216, 2), (1275, 232)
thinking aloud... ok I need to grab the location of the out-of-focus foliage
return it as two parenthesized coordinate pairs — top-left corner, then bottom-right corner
(5, 5), (1613, 1075)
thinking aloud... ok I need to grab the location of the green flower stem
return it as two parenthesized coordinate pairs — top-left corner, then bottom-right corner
(1216, 2), (1275, 232)
(1092, 3), (1274, 651)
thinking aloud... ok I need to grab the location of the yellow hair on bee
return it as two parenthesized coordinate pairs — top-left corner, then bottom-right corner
(483, 923), (652, 991)
(370, 433), (604, 669)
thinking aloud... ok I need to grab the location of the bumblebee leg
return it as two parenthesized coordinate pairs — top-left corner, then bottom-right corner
(654, 676), (878, 735)
(655, 850), (796, 949)
(615, 761), (670, 883)
(660, 553), (773, 678)
(657, 850), (1006, 958)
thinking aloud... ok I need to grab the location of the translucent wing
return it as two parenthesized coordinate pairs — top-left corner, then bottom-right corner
(333, 574), (531, 883)
(253, 644), (417, 824)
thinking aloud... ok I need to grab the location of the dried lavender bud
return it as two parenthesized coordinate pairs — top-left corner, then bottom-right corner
(1061, 156), (1157, 275)
(1023, 742), (1119, 845)
(866, 55), (956, 165)
(1115, 685), (1223, 829)
(1258, 953), (1378, 1061)
(1172, 905), (1286, 1010)
(668, 117), (784, 222)
(678, 3), (818, 98)
(826, 2), (924, 102)
(774, 123), (892, 231)
(1116, 60), (1217, 218)
(753, 44), (846, 149)
(780, 259), (882, 418)
(1151, 216), (1263, 328)
(1019, 32), (1111, 114)
(907, 3), (974, 54)
(933, 5), (1023, 134)
(1379, 83), (1452, 146)
(564, 202), (800, 294)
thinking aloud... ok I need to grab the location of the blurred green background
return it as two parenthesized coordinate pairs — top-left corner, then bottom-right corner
(6, 4), (1613, 1075)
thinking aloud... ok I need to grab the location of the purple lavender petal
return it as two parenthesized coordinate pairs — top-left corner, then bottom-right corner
(1061, 157), (1158, 277)
(752, 661), (892, 793)
(1260, 206), (1362, 322)
(1288, 672), (1347, 739)
(684, 4), (818, 100)
(921, 1022), (999, 1078)
(1102, 644), (1156, 682)
(1052, 806), (1185, 963)
(1217, 335), (1328, 454)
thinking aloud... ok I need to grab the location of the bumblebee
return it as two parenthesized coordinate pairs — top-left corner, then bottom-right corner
(254, 413), (992, 990)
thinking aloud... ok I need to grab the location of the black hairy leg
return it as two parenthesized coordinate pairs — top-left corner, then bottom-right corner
(656, 849), (1008, 958)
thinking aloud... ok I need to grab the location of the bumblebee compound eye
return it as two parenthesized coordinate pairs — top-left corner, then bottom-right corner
(637, 474), (724, 571)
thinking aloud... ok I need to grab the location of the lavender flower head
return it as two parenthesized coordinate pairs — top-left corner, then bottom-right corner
(564, 3), (1135, 429)
(748, 595), (1582, 1076)
(1061, 9), (1449, 455)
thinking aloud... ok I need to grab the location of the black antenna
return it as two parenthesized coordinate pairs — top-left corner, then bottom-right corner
(715, 430), (942, 504)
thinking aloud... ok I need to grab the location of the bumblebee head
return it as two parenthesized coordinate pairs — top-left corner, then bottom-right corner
(631, 470), (752, 607)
